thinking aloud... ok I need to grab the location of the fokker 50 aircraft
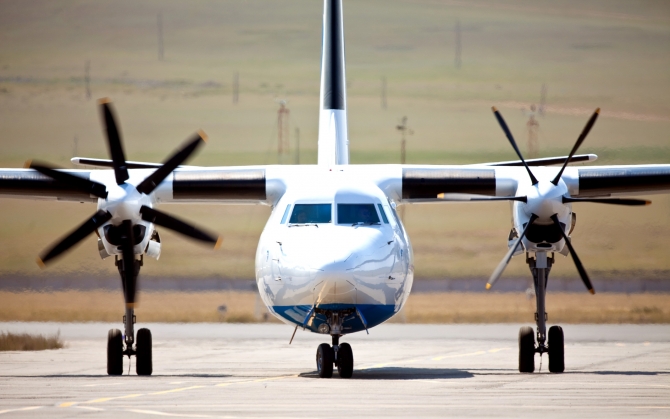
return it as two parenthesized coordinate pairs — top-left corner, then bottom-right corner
(1, 0), (669, 378)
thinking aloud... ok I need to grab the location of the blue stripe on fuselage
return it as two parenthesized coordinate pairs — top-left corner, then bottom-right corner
(272, 304), (396, 334)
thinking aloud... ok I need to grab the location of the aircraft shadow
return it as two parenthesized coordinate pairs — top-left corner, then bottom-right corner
(300, 367), (474, 380)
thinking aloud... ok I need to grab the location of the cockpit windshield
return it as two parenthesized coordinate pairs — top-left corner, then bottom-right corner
(337, 204), (380, 225)
(289, 204), (332, 224)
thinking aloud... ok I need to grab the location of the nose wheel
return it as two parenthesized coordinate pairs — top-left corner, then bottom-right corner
(316, 335), (354, 378)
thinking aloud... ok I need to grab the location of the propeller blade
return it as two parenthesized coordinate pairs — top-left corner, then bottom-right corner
(437, 193), (528, 203)
(135, 131), (207, 195)
(119, 220), (137, 308)
(99, 98), (129, 185)
(139, 206), (221, 248)
(26, 160), (108, 199)
(37, 210), (112, 267)
(551, 108), (600, 185)
(550, 214), (595, 294)
(492, 106), (539, 186)
(563, 196), (650, 206)
(487, 214), (539, 290)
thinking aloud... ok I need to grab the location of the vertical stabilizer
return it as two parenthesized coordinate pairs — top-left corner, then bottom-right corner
(318, 0), (349, 166)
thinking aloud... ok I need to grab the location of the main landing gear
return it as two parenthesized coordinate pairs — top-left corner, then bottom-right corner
(107, 254), (152, 376)
(315, 311), (354, 378)
(519, 252), (564, 373)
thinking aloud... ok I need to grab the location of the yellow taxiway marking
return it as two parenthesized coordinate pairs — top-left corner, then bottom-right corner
(60, 375), (298, 408)
(0, 406), (43, 415)
(60, 393), (144, 407)
(150, 385), (205, 395)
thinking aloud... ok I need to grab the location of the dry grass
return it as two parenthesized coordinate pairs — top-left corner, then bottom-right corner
(0, 290), (668, 324)
(397, 292), (670, 324)
(0, 290), (280, 323)
(0, 331), (64, 351)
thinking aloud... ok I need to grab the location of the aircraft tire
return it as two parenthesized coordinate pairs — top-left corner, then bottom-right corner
(136, 328), (153, 376)
(336, 343), (354, 378)
(518, 326), (535, 373)
(548, 325), (565, 373)
(316, 343), (334, 378)
(107, 328), (123, 376)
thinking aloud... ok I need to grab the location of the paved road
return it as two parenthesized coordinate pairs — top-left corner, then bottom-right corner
(1, 323), (669, 418)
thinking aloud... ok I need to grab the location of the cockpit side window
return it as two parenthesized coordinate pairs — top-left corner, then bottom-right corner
(289, 204), (332, 223)
(377, 204), (389, 224)
(280, 204), (292, 224)
(337, 204), (380, 225)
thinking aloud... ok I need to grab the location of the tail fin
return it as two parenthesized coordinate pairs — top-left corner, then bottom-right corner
(317, 0), (349, 166)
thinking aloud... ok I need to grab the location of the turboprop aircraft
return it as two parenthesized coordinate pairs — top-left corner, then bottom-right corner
(1, 0), (670, 378)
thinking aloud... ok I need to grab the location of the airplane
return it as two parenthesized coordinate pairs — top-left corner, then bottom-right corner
(1, 0), (669, 378)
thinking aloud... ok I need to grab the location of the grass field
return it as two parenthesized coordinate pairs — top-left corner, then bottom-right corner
(0, 0), (669, 281)
(0, 331), (64, 351)
(1, 290), (668, 324)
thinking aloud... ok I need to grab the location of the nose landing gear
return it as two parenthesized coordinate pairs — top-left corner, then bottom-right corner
(314, 311), (355, 378)
(518, 252), (564, 373)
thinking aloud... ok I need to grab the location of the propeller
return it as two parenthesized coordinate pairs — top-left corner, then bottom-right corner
(484, 106), (642, 293)
(550, 214), (595, 294)
(37, 210), (112, 267)
(487, 214), (538, 290)
(140, 206), (221, 248)
(25, 161), (108, 199)
(563, 196), (650, 206)
(135, 131), (207, 195)
(551, 109), (600, 186)
(492, 107), (538, 185)
(99, 98), (130, 185)
(29, 98), (220, 282)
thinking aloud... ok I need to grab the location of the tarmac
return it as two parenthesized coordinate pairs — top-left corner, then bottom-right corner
(0, 322), (669, 418)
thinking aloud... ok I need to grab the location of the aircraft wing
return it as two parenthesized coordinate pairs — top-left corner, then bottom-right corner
(0, 167), (270, 204)
(388, 164), (670, 201)
(3, 163), (670, 205)
(0, 169), (97, 202)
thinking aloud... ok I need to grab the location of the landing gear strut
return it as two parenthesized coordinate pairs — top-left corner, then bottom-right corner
(315, 311), (354, 378)
(106, 253), (152, 376)
(519, 251), (564, 373)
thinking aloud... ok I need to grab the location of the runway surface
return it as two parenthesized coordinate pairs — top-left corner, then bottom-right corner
(1, 323), (669, 418)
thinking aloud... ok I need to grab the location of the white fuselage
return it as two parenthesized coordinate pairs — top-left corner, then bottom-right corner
(254, 171), (414, 334)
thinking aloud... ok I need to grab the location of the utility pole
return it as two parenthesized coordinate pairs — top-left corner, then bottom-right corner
(295, 127), (300, 165)
(84, 60), (91, 100)
(396, 116), (413, 223)
(454, 18), (462, 69)
(527, 104), (540, 158)
(233, 71), (239, 104)
(277, 100), (290, 156)
(157, 13), (164, 61)
(396, 116), (413, 164)
(539, 83), (547, 117)
(381, 76), (387, 110)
